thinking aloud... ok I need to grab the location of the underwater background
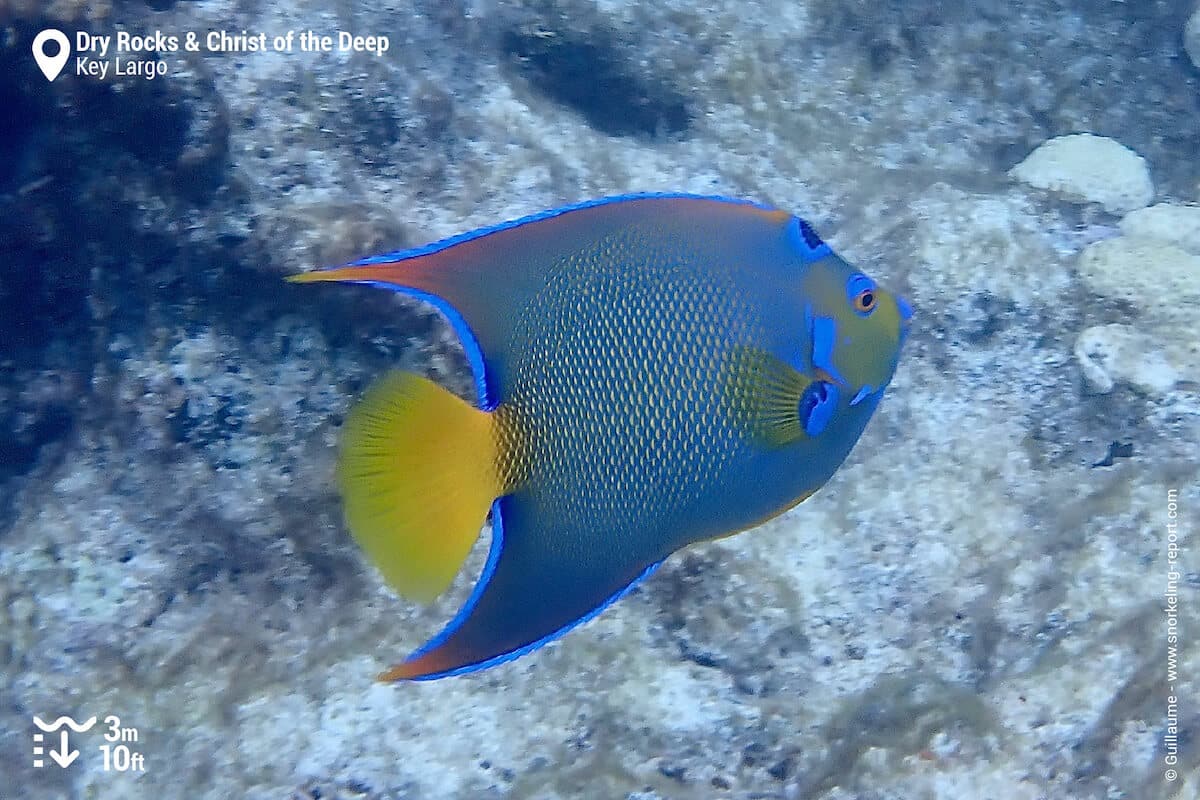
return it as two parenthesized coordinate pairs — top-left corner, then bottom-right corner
(1, 0), (1198, 798)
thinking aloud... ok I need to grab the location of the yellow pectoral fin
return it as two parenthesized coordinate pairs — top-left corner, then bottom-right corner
(337, 371), (503, 603)
(728, 346), (813, 447)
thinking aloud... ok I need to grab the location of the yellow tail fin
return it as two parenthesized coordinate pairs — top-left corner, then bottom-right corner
(338, 371), (501, 602)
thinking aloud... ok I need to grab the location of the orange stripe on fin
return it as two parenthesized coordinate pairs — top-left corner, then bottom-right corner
(377, 649), (456, 682)
(286, 262), (427, 286)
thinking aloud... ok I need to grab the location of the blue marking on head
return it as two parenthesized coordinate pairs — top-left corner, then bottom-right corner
(360, 281), (493, 411)
(786, 216), (833, 262)
(850, 385), (875, 407)
(846, 273), (878, 317)
(405, 502), (664, 681)
(798, 380), (839, 436)
(810, 315), (847, 386)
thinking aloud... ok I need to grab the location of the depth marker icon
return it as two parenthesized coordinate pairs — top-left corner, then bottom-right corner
(32, 716), (95, 768)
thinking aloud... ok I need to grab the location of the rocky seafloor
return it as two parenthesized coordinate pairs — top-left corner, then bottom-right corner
(1, 0), (1198, 798)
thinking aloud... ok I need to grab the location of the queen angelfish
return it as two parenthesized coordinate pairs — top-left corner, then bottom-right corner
(288, 193), (912, 680)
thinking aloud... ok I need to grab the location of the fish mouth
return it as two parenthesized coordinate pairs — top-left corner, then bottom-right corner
(896, 296), (913, 346)
(849, 384), (875, 407)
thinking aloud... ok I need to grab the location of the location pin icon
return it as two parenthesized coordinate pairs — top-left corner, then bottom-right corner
(32, 29), (71, 82)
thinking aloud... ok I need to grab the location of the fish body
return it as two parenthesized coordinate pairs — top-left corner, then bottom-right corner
(290, 194), (911, 680)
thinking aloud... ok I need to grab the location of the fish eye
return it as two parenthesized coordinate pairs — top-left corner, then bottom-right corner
(846, 273), (877, 316)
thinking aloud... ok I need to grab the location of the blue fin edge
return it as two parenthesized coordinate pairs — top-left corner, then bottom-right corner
(358, 281), (493, 411)
(404, 497), (664, 681)
(348, 192), (779, 268)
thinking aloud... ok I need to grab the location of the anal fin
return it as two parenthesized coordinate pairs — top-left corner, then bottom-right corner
(381, 494), (663, 681)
